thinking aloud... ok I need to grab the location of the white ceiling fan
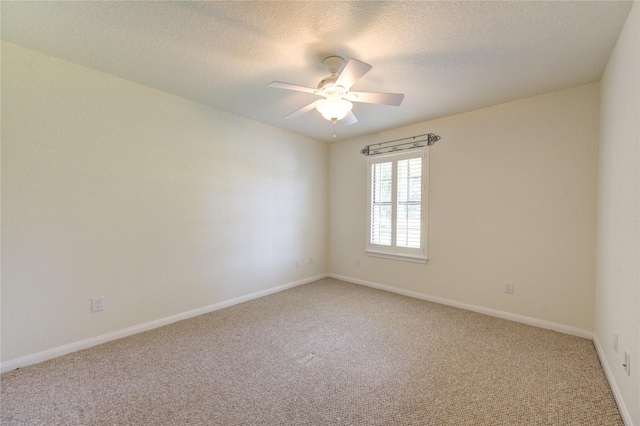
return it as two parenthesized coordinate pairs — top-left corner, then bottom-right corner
(268, 56), (404, 135)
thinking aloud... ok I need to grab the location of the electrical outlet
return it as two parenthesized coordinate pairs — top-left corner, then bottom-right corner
(295, 259), (300, 269)
(623, 352), (631, 376)
(613, 332), (618, 352)
(503, 282), (514, 294)
(91, 297), (104, 313)
(309, 257), (314, 265)
(355, 258), (360, 266)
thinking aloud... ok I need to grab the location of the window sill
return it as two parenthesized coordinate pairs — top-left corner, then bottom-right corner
(365, 250), (428, 264)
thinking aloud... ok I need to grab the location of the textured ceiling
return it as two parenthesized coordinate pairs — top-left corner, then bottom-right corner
(1, 1), (633, 142)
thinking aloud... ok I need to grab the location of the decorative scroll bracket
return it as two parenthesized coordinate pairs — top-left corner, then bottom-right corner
(361, 133), (441, 156)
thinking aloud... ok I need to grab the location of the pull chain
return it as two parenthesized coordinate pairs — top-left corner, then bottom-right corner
(332, 119), (337, 138)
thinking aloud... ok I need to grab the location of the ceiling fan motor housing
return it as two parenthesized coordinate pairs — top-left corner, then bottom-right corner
(318, 76), (347, 97)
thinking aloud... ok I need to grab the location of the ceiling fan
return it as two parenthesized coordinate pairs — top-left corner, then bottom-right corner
(268, 56), (404, 136)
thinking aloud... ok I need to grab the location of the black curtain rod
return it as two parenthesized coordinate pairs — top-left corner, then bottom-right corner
(361, 133), (441, 156)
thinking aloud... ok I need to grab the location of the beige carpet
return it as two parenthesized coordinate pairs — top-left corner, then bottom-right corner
(1, 278), (623, 425)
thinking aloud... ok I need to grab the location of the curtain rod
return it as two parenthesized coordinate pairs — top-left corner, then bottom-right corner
(361, 133), (441, 156)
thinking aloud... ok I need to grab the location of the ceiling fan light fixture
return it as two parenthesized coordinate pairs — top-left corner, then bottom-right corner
(316, 98), (353, 121)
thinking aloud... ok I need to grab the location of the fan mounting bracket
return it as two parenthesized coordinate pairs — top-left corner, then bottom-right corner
(323, 56), (345, 75)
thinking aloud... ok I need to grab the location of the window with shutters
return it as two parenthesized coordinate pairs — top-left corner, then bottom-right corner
(366, 147), (428, 263)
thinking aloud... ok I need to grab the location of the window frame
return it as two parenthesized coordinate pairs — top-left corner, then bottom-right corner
(365, 147), (428, 263)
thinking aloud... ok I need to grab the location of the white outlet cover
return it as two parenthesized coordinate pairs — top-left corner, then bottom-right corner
(91, 297), (104, 313)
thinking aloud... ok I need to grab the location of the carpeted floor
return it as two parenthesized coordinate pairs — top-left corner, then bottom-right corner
(1, 278), (623, 425)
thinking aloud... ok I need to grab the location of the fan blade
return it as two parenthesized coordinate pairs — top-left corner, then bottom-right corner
(348, 91), (404, 106)
(335, 59), (372, 90)
(283, 101), (317, 120)
(342, 110), (358, 126)
(268, 81), (319, 95)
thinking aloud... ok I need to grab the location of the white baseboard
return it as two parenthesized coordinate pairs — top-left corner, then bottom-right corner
(593, 335), (633, 426)
(328, 273), (593, 339)
(0, 274), (327, 374)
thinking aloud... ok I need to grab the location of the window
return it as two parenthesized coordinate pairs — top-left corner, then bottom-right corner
(366, 147), (428, 263)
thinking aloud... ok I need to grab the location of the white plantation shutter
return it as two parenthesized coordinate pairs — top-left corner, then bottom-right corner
(396, 157), (422, 248)
(370, 162), (392, 246)
(366, 147), (428, 263)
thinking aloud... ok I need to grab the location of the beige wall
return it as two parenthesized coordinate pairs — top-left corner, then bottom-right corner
(1, 42), (328, 363)
(595, 2), (640, 424)
(329, 83), (600, 332)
